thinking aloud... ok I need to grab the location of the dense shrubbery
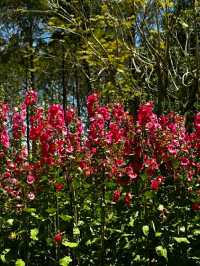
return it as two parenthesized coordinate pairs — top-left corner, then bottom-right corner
(0, 90), (200, 266)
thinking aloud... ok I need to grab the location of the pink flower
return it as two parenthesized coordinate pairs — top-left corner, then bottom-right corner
(112, 104), (125, 121)
(124, 192), (132, 206)
(3, 171), (11, 179)
(187, 170), (194, 182)
(151, 179), (160, 190)
(167, 144), (177, 155)
(0, 103), (9, 121)
(180, 157), (189, 166)
(156, 175), (165, 183)
(112, 190), (121, 202)
(27, 174), (36, 185)
(115, 159), (125, 167)
(30, 107), (44, 125)
(27, 192), (35, 201)
(54, 183), (64, 192)
(107, 122), (124, 143)
(12, 111), (26, 139)
(144, 157), (159, 176)
(30, 124), (43, 140)
(125, 166), (137, 180)
(9, 178), (18, 185)
(97, 106), (110, 120)
(65, 108), (75, 124)
(66, 145), (74, 153)
(24, 90), (37, 106)
(24, 89), (38, 106)
(194, 112), (200, 132)
(87, 93), (99, 116)
(151, 175), (165, 190)
(48, 104), (64, 130)
(1, 129), (9, 148)
(138, 101), (154, 126)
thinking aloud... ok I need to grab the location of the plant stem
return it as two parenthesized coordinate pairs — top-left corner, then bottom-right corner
(100, 181), (106, 266)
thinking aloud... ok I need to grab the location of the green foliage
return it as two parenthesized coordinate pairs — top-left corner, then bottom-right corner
(30, 228), (39, 241)
(155, 246), (168, 261)
(59, 256), (72, 266)
(142, 225), (149, 237)
(0, 249), (10, 263)
(62, 241), (79, 248)
(15, 259), (25, 266)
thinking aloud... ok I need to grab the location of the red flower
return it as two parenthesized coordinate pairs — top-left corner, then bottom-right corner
(144, 157), (159, 176)
(191, 203), (200, 211)
(0, 129), (10, 148)
(138, 101), (154, 126)
(112, 103), (125, 121)
(151, 179), (160, 191)
(97, 106), (110, 120)
(125, 166), (137, 180)
(167, 144), (177, 155)
(3, 171), (11, 179)
(65, 108), (75, 124)
(87, 93), (99, 116)
(48, 104), (64, 130)
(156, 175), (165, 184)
(54, 232), (62, 243)
(24, 89), (38, 106)
(0, 103), (9, 121)
(194, 112), (200, 132)
(112, 190), (121, 202)
(180, 157), (189, 167)
(54, 183), (64, 192)
(124, 192), (132, 206)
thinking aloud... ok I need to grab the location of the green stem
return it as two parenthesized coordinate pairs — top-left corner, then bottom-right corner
(66, 170), (79, 265)
(55, 193), (59, 261)
(100, 181), (106, 266)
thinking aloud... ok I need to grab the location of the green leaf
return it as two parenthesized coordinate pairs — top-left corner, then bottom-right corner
(30, 228), (39, 241)
(59, 214), (72, 222)
(46, 208), (56, 214)
(173, 237), (190, 244)
(85, 238), (99, 246)
(179, 226), (185, 233)
(7, 219), (14, 225)
(193, 229), (200, 236)
(144, 191), (154, 200)
(24, 208), (36, 213)
(141, 173), (148, 181)
(158, 204), (164, 211)
(151, 221), (156, 232)
(0, 249), (10, 263)
(62, 241), (79, 248)
(15, 259), (25, 266)
(133, 255), (141, 262)
(142, 225), (149, 237)
(128, 216), (134, 227)
(59, 256), (72, 266)
(180, 20), (189, 29)
(73, 226), (80, 236)
(155, 232), (162, 237)
(155, 246), (168, 261)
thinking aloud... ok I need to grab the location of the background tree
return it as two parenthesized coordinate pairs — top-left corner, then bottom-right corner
(0, 0), (199, 121)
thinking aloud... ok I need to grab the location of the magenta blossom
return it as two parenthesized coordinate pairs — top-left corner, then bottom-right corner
(27, 174), (36, 185)
(24, 89), (38, 106)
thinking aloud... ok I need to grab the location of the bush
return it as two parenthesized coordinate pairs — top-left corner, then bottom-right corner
(0, 90), (199, 265)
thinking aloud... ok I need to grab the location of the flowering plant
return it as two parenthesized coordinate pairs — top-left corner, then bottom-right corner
(0, 91), (199, 265)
